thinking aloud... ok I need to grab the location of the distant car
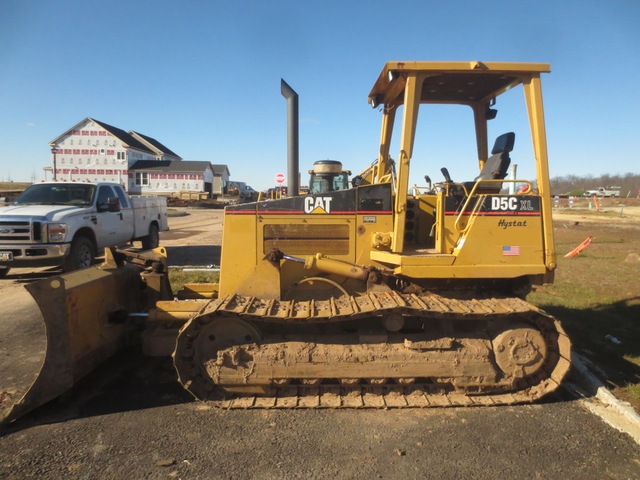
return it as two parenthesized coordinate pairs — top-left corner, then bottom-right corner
(583, 186), (621, 198)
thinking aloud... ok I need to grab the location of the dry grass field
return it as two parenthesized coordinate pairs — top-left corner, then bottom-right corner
(0, 182), (31, 197)
(531, 200), (640, 409)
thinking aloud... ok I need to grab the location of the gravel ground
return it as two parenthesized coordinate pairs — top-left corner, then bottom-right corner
(2, 396), (639, 479)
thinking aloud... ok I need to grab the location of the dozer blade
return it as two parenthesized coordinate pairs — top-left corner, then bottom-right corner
(1, 264), (146, 424)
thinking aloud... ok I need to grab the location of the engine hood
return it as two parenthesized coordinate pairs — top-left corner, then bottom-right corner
(0, 204), (90, 221)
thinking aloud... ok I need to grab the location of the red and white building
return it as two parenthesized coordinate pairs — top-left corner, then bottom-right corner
(48, 117), (230, 196)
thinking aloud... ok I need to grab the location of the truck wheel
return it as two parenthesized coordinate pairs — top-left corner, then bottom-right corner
(63, 236), (95, 272)
(141, 224), (159, 250)
(0, 266), (10, 278)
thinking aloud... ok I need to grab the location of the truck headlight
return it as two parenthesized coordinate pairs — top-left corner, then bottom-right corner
(47, 223), (68, 242)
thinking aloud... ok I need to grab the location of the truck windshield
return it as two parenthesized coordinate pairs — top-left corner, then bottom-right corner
(14, 184), (96, 206)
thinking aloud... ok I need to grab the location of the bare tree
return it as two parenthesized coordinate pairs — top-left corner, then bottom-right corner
(550, 173), (640, 197)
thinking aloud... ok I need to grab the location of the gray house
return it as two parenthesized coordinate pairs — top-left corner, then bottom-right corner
(129, 160), (221, 197)
(211, 164), (231, 195)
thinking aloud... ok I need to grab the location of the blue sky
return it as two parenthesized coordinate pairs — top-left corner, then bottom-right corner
(1, 0), (638, 190)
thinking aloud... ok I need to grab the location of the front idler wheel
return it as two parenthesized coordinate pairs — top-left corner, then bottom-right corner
(173, 316), (262, 400)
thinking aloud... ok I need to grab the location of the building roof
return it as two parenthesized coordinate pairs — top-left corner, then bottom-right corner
(130, 160), (213, 173)
(49, 117), (181, 158)
(129, 131), (182, 159)
(211, 164), (230, 176)
(89, 118), (154, 153)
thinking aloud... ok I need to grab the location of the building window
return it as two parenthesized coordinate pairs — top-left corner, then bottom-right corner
(135, 172), (149, 186)
(117, 152), (126, 160)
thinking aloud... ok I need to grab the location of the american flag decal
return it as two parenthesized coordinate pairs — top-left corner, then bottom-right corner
(502, 245), (520, 256)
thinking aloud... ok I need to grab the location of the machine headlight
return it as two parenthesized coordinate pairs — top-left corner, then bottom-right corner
(47, 223), (68, 242)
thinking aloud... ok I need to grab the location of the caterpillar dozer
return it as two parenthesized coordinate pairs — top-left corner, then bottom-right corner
(1, 61), (571, 423)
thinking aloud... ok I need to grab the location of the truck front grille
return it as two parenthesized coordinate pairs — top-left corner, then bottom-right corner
(0, 220), (42, 242)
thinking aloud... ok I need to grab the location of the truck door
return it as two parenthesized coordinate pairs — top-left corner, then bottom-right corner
(94, 185), (134, 248)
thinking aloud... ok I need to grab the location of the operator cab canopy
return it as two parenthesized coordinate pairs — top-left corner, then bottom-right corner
(368, 61), (550, 109)
(366, 61), (551, 181)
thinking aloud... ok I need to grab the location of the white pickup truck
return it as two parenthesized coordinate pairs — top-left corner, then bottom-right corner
(582, 186), (621, 198)
(0, 182), (168, 277)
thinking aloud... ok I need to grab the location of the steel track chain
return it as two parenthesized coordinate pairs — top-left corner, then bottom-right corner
(174, 291), (572, 408)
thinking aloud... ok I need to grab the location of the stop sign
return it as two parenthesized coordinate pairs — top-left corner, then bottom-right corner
(275, 173), (286, 185)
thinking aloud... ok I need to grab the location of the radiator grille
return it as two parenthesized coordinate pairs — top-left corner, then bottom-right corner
(264, 224), (349, 255)
(0, 220), (38, 242)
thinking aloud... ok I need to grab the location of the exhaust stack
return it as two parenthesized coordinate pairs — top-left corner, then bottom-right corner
(281, 79), (299, 197)
(509, 163), (517, 194)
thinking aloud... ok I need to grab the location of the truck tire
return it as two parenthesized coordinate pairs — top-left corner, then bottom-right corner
(0, 266), (10, 278)
(141, 223), (159, 250)
(63, 236), (95, 272)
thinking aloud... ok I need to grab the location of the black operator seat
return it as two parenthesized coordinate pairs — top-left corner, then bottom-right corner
(463, 132), (515, 194)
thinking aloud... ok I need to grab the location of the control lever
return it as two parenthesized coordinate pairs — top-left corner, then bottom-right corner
(440, 167), (453, 183)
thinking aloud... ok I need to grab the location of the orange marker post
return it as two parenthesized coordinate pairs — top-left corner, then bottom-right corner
(564, 235), (593, 257)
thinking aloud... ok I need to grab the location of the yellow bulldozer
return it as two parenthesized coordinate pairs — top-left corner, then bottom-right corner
(2, 61), (571, 423)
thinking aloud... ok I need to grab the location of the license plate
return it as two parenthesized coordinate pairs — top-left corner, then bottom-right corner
(0, 251), (13, 261)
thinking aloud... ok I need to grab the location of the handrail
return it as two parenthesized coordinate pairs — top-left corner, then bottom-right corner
(453, 179), (534, 233)
(454, 187), (483, 233)
(412, 185), (435, 196)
